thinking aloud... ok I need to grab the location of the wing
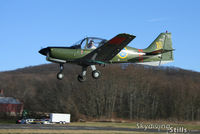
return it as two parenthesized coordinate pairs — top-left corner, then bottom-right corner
(79, 33), (135, 65)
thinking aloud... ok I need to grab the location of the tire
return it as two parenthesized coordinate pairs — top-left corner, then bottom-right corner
(57, 72), (64, 80)
(92, 70), (101, 79)
(77, 75), (86, 82)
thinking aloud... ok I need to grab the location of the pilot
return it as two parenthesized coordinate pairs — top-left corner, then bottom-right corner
(87, 40), (96, 49)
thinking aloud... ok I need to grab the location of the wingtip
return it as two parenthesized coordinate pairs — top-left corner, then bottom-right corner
(119, 33), (136, 39)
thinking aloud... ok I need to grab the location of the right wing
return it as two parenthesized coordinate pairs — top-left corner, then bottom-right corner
(79, 33), (135, 65)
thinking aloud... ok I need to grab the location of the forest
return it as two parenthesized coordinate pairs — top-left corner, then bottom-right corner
(0, 63), (199, 121)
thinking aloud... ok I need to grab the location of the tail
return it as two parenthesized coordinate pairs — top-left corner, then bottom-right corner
(144, 32), (174, 65)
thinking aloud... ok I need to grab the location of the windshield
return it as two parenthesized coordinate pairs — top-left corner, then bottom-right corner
(70, 37), (107, 49)
(70, 39), (84, 49)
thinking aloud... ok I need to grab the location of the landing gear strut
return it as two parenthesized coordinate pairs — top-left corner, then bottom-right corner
(57, 64), (64, 80)
(77, 66), (87, 82)
(91, 65), (101, 79)
(77, 65), (101, 82)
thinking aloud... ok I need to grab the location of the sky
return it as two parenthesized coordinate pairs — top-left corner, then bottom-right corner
(0, 0), (200, 72)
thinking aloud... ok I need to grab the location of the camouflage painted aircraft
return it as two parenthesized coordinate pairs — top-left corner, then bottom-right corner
(39, 32), (174, 82)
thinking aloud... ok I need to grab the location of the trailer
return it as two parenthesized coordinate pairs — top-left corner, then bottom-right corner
(50, 113), (70, 124)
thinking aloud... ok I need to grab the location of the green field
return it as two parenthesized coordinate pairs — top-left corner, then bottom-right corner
(0, 121), (199, 134)
(0, 129), (167, 134)
(69, 121), (200, 130)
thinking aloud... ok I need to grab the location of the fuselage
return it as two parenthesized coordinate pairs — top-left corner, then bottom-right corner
(39, 46), (161, 64)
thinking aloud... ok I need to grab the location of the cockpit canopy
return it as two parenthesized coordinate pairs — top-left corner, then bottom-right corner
(70, 37), (107, 49)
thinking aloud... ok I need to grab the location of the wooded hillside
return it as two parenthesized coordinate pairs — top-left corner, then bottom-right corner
(0, 64), (200, 121)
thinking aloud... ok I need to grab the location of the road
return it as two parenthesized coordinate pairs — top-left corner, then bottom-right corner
(0, 124), (199, 133)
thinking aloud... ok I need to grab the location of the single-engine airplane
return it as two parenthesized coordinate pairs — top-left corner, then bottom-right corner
(39, 32), (174, 82)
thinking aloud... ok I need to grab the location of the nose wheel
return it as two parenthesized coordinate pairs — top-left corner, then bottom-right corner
(57, 72), (64, 80)
(57, 64), (64, 80)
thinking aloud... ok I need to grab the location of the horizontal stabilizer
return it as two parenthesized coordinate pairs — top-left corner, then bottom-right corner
(146, 49), (175, 55)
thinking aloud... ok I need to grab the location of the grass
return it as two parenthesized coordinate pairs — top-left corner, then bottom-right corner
(69, 122), (138, 128)
(0, 129), (166, 134)
(69, 121), (200, 130)
(0, 119), (16, 124)
(0, 121), (199, 134)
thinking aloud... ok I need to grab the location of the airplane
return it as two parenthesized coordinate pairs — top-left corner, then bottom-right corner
(39, 32), (174, 82)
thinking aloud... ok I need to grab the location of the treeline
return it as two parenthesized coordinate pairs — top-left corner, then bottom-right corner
(0, 64), (200, 121)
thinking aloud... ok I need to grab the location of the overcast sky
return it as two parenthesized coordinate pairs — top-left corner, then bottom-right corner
(0, 0), (200, 72)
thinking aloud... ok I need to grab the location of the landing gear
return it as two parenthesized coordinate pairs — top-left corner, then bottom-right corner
(77, 75), (86, 82)
(91, 65), (101, 79)
(57, 72), (64, 80)
(92, 70), (101, 79)
(77, 66), (87, 82)
(57, 64), (64, 80)
(56, 64), (101, 82)
(77, 65), (101, 82)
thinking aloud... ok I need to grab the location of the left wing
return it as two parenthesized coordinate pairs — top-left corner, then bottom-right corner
(79, 33), (135, 65)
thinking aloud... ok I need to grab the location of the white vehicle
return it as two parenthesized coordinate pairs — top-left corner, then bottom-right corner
(50, 113), (70, 124)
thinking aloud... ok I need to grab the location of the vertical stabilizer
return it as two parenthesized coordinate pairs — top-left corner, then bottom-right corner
(141, 32), (174, 66)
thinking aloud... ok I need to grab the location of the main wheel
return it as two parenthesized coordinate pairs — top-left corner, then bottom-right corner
(77, 75), (86, 82)
(92, 70), (101, 79)
(57, 72), (64, 80)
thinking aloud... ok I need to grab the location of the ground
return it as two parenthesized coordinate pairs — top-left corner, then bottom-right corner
(0, 121), (199, 134)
